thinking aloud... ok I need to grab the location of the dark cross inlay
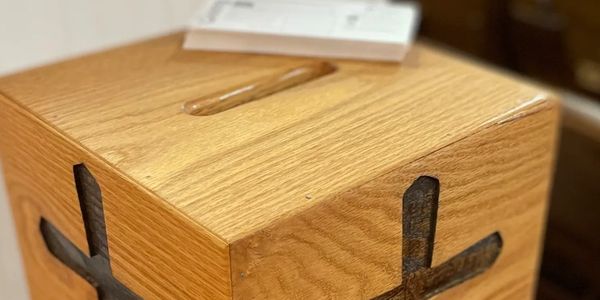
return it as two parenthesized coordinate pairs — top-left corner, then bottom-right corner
(40, 164), (140, 300)
(373, 176), (503, 300)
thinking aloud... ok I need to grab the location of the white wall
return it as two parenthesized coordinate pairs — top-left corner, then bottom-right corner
(0, 162), (28, 300)
(0, 1), (201, 298)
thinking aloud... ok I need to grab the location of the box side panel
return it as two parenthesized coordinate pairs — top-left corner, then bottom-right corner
(230, 100), (559, 299)
(0, 95), (232, 299)
(0, 104), (96, 299)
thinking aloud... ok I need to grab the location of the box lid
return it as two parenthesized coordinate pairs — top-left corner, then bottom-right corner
(0, 33), (550, 242)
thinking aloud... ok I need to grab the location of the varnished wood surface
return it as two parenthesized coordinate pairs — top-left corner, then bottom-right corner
(0, 33), (560, 299)
(230, 102), (558, 299)
(0, 33), (553, 242)
(372, 176), (503, 300)
(0, 95), (232, 299)
(40, 164), (140, 299)
(183, 61), (336, 116)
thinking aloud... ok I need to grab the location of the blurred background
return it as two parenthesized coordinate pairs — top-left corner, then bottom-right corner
(0, 0), (598, 299)
(415, 1), (600, 299)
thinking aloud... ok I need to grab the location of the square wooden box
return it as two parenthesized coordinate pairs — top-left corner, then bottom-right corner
(0, 34), (559, 299)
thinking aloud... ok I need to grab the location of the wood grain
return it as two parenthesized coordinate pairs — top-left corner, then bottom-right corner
(0, 33), (554, 242)
(0, 95), (232, 299)
(183, 61), (336, 116)
(372, 176), (502, 300)
(230, 101), (558, 299)
(40, 164), (140, 299)
(0, 33), (560, 299)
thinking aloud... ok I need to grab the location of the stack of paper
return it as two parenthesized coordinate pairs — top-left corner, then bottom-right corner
(184, 0), (420, 62)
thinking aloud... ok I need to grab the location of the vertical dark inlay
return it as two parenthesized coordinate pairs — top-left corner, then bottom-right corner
(402, 177), (439, 275)
(40, 164), (141, 300)
(373, 176), (503, 300)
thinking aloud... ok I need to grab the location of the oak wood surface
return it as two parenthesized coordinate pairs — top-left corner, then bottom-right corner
(183, 61), (336, 116)
(230, 101), (558, 299)
(0, 33), (560, 299)
(0, 95), (232, 299)
(0, 33), (553, 243)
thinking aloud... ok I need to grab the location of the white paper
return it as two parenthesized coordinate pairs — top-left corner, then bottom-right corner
(185, 0), (420, 61)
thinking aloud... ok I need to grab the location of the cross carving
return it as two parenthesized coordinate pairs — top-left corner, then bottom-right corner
(39, 167), (500, 299)
(373, 176), (503, 300)
(40, 164), (140, 300)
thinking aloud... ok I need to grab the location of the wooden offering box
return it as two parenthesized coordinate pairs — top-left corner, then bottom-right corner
(0, 34), (559, 299)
